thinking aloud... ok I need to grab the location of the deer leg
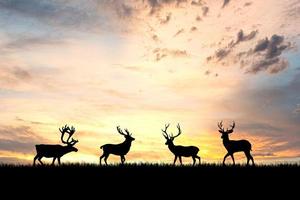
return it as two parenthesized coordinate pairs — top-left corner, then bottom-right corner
(57, 157), (61, 165)
(245, 152), (250, 166)
(100, 154), (105, 165)
(223, 153), (230, 165)
(120, 155), (125, 164)
(247, 157), (250, 166)
(244, 152), (249, 166)
(248, 152), (255, 166)
(179, 156), (182, 165)
(104, 154), (109, 165)
(38, 157), (44, 165)
(196, 155), (201, 165)
(245, 151), (255, 166)
(230, 154), (235, 165)
(33, 155), (39, 166)
(192, 157), (196, 166)
(52, 157), (56, 165)
(250, 155), (255, 166)
(173, 156), (177, 165)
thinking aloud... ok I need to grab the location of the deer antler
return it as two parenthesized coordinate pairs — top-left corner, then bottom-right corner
(117, 126), (126, 136)
(66, 126), (76, 143)
(227, 121), (235, 134)
(69, 138), (78, 146)
(124, 129), (131, 136)
(171, 123), (181, 139)
(218, 121), (225, 132)
(59, 124), (78, 146)
(59, 124), (70, 145)
(162, 124), (170, 139)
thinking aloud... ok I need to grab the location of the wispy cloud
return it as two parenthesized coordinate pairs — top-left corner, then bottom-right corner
(190, 26), (197, 32)
(293, 104), (300, 114)
(202, 6), (209, 16)
(252, 35), (290, 59)
(147, 0), (188, 14)
(247, 58), (288, 74)
(207, 29), (258, 62)
(195, 15), (202, 21)
(102, 89), (132, 99)
(0, 63), (60, 92)
(4, 35), (65, 50)
(0, 0), (137, 33)
(191, 0), (203, 7)
(244, 2), (252, 7)
(0, 66), (32, 86)
(246, 34), (292, 74)
(222, 0), (231, 8)
(0, 125), (46, 153)
(284, 0), (300, 19)
(153, 48), (189, 61)
(252, 152), (275, 157)
(207, 30), (292, 75)
(15, 116), (53, 125)
(0, 156), (30, 164)
(113, 64), (146, 73)
(238, 122), (283, 132)
(160, 12), (172, 24)
(11, 67), (31, 80)
(174, 28), (184, 37)
(152, 34), (160, 42)
(236, 30), (258, 44)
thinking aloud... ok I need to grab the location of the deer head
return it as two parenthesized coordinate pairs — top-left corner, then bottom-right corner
(117, 126), (135, 142)
(217, 121), (235, 139)
(162, 123), (181, 145)
(59, 124), (78, 152)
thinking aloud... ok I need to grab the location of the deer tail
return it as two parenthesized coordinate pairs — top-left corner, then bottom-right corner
(100, 145), (104, 149)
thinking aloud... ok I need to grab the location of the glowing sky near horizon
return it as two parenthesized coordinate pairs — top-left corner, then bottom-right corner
(0, 0), (300, 164)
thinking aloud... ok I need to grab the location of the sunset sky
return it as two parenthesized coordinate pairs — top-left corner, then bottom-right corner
(0, 0), (300, 164)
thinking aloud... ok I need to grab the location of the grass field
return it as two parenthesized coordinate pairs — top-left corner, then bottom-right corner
(1, 163), (299, 179)
(0, 163), (299, 197)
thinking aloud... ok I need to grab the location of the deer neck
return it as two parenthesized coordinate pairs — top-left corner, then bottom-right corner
(168, 142), (176, 153)
(222, 135), (231, 147)
(62, 145), (73, 154)
(122, 139), (132, 148)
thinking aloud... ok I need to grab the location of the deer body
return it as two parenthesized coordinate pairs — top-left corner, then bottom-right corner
(162, 124), (201, 165)
(218, 121), (254, 166)
(100, 126), (135, 165)
(223, 139), (252, 154)
(167, 143), (199, 158)
(33, 125), (78, 166)
(100, 140), (132, 156)
(35, 144), (77, 158)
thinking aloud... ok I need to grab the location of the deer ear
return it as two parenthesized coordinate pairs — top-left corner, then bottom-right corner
(227, 130), (234, 134)
(218, 130), (224, 134)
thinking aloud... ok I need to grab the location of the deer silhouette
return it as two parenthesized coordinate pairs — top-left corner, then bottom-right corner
(100, 126), (135, 165)
(33, 125), (78, 166)
(218, 121), (255, 166)
(162, 123), (200, 166)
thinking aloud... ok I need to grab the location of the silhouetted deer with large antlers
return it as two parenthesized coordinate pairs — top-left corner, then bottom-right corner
(100, 126), (135, 165)
(218, 121), (255, 166)
(162, 124), (200, 166)
(33, 125), (78, 166)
